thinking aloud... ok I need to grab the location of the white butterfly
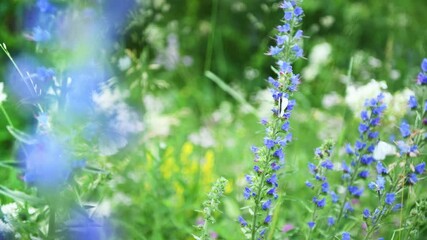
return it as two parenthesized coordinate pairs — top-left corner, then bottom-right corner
(373, 141), (396, 160)
(279, 96), (289, 117)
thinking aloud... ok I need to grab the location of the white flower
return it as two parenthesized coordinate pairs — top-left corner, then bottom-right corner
(189, 127), (216, 148)
(302, 42), (332, 81)
(322, 91), (343, 109)
(1, 203), (18, 218)
(0, 82), (7, 103)
(345, 79), (392, 115)
(373, 141), (396, 160)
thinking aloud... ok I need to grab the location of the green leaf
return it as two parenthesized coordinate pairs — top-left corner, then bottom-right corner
(6, 126), (36, 144)
(0, 186), (44, 206)
(0, 160), (22, 169)
(84, 165), (108, 174)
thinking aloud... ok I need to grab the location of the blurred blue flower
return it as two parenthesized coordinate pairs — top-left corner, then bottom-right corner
(238, 216), (247, 227)
(327, 217), (335, 226)
(342, 232), (351, 240)
(385, 193), (395, 205)
(399, 121), (411, 138)
(415, 162), (425, 174)
(408, 96), (418, 109)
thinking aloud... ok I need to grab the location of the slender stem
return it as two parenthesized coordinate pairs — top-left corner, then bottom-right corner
(0, 104), (14, 128)
(204, 0), (219, 72)
(47, 203), (56, 239)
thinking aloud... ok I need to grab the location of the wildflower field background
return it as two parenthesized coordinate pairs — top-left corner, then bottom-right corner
(0, 0), (426, 239)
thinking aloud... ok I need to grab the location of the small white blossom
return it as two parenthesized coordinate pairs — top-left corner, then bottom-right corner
(0, 82), (7, 103)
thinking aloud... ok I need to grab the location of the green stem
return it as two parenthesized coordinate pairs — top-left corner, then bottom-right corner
(0, 104), (14, 128)
(47, 203), (56, 239)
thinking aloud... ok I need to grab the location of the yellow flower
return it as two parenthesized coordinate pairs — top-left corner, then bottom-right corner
(160, 147), (178, 179)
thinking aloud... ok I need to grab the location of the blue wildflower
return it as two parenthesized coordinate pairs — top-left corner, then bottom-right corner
(307, 221), (315, 229)
(313, 197), (326, 208)
(368, 131), (379, 139)
(360, 110), (369, 121)
(277, 24), (290, 32)
(399, 121), (411, 138)
(276, 35), (288, 45)
(271, 162), (281, 171)
(363, 208), (371, 219)
(358, 170), (369, 179)
(321, 160), (334, 170)
(308, 163), (317, 175)
(262, 199), (272, 210)
(376, 162), (388, 175)
(254, 165), (261, 173)
(422, 58), (427, 72)
(321, 182), (329, 193)
(348, 186), (363, 198)
(327, 217), (335, 226)
(266, 174), (278, 186)
(408, 96), (418, 109)
(355, 141), (366, 151)
(294, 6), (303, 16)
(393, 204), (402, 212)
(385, 193), (395, 205)
(282, 121), (290, 131)
(32, 27), (51, 42)
(268, 46), (283, 56)
(344, 202), (354, 213)
(244, 187), (252, 199)
(342, 232), (351, 240)
(415, 162), (425, 174)
(360, 155), (374, 165)
(330, 191), (339, 203)
(284, 11), (293, 21)
(264, 215), (272, 224)
(264, 138), (275, 149)
(278, 60), (292, 73)
(238, 216), (248, 227)
(245, 175), (253, 184)
(345, 144), (354, 155)
(305, 181), (314, 188)
(292, 45), (303, 58)
(358, 123), (369, 133)
(369, 176), (385, 192)
(407, 173), (418, 185)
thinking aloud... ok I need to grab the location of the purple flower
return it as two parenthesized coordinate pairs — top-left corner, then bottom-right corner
(399, 121), (411, 138)
(307, 221), (315, 229)
(385, 193), (395, 205)
(238, 216), (247, 227)
(408, 96), (418, 109)
(308, 163), (317, 175)
(278, 60), (292, 73)
(294, 30), (303, 39)
(291, 45), (303, 58)
(417, 72), (427, 85)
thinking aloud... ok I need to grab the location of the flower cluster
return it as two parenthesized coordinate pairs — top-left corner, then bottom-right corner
(239, 1), (304, 239)
(305, 141), (336, 233)
(194, 177), (228, 240)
